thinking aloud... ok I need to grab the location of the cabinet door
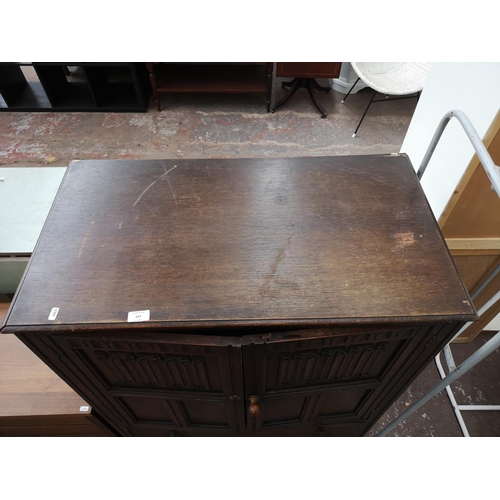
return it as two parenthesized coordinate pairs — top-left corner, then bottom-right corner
(52, 334), (246, 436)
(242, 327), (417, 436)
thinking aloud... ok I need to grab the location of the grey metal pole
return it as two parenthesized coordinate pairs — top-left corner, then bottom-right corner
(377, 288), (500, 436)
(416, 109), (500, 198)
(377, 110), (500, 437)
(471, 262), (500, 301)
(377, 328), (500, 436)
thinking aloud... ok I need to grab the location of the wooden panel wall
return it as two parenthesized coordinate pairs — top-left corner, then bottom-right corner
(440, 111), (500, 343)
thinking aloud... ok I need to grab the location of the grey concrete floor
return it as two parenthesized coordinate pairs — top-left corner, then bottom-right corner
(1, 70), (499, 437)
(370, 332), (500, 437)
(0, 71), (416, 167)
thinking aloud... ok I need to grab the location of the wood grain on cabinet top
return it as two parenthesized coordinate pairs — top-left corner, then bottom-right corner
(3, 156), (476, 331)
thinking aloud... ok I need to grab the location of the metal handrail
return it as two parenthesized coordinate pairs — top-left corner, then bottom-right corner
(377, 110), (500, 437)
(416, 109), (500, 198)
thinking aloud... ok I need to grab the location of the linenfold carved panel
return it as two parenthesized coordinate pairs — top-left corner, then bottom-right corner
(276, 343), (388, 387)
(65, 337), (215, 355)
(90, 351), (211, 389)
(64, 337), (215, 390)
(264, 328), (417, 351)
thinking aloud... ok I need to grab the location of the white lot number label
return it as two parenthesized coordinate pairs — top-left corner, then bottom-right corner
(127, 310), (150, 323)
(48, 307), (60, 321)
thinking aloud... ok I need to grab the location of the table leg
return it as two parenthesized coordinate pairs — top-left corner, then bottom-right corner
(146, 63), (161, 111)
(272, 78), (329, 118)
(266, 62), (273, 113)
(281, 79), (296, 89)
(271, 79), (302, 113)
(305, 80), (328, 118)
(311, 79), (331, 92)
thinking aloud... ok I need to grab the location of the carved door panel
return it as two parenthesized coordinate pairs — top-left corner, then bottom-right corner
(242, 328), (417, 436)
(53, 334), (246, 436)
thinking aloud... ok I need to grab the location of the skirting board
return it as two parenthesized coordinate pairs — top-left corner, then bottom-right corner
(331, 77), (368, 95)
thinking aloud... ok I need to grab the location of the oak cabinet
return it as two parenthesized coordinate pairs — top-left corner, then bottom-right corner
(1, 156), (475, 436)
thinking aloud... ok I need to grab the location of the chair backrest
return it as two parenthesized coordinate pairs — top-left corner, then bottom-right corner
(351, 62), (432, 95)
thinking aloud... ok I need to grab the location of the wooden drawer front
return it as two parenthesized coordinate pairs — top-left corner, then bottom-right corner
(276, 62), (341, 78)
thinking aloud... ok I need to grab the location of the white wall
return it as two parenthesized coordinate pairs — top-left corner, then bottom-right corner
(331, 62), (368, 95)
(400, 62), (500, 331)
(401, 62), (500, 219)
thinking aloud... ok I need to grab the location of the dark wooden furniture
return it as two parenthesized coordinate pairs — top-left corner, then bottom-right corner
(273, 62), (342, 118)
(0, 156), (476, 437)
(146, 63), (273, 112)
(0, 303), (115, 436)
(0, 63), (150, 112)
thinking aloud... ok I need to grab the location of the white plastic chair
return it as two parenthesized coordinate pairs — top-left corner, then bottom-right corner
(342, 62), (432, 137)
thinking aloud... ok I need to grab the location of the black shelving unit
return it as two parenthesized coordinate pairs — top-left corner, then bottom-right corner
(0, 63), (151, 112)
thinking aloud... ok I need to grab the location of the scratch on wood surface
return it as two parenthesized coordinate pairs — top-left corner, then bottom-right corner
(78, 221), (94, 259)
(345, 166), (390, 185)
(261, 235), (293, 291)
(133, 180), (157, 207)
(160, 164), (180, 203)
(160, 164), (178, 178)
(118, 220), (124, 229)
(165, 176), (178, 204)
(362, 171), (390, 185)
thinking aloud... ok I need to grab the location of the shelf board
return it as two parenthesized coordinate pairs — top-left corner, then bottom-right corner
(2, 62), (34, 66)
(0, 64), (150, 112)
(29, 62), (132, 67)
(91, 83), (143, 110)
(154, 64), (268, 93)
(0, 82), (52, 110)
(49, 82), (96, 109)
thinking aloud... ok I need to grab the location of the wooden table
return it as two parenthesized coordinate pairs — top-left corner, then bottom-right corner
(1, 156), (476, 436)
(0, 303), (114, 436)
(273, 62), (342, 117)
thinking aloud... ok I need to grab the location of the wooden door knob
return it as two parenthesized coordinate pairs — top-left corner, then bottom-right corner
(248, 395), (260, 417)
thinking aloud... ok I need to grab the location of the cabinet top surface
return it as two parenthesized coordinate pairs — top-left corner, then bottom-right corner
(4, 156), (475, 331)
